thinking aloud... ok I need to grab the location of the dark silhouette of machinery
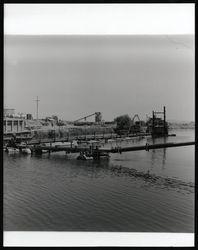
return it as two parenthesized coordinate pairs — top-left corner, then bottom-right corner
(130, 114), (146, 133)
(74, 112), (102, 124)
(146, 106), (168, 136)
(131, 114), (140, 124)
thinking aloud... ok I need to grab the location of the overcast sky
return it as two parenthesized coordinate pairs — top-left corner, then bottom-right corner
(4, 4), (194, 35)
(4, 4), (195, 122)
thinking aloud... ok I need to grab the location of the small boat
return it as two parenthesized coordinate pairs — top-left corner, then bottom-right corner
(77, 153), (93, 160)
(42, 149), (48, 153)
(21, 148), (32, 154)
(108, 139), (115, 143)
(5, 147), (20, 153)
(17, 142), (32, 154)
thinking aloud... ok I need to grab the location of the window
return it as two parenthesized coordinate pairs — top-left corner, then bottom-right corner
(7, 121), (12, 126)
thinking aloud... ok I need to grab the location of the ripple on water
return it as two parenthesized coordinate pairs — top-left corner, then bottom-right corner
(3, 133), (194, 232)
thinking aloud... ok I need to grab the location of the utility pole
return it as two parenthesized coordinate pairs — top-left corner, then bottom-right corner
(163, 106), (166, 135)
(152, 111), (155, 134)
(35, 96), (40, 122)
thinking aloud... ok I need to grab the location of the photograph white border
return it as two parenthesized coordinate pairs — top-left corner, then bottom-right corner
(3, 232), (195, 247)
(3, 3), (195, 247)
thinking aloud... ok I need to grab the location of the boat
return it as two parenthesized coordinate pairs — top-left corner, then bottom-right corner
(41, 149), (48, 153)
(5, 147), (20, 153)
(77, 154), (94, 160)
(77, 150), (110, 160)
(77, 153), (93, 160)
(18, 142), (32, 154)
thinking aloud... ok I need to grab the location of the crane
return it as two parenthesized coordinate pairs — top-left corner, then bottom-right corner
(74, 112), (102, 123)
(130, 114), (141, 133)
(131, 114), (140, 124)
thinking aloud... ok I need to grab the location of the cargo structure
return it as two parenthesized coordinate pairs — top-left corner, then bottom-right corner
(146, 106), (168, 136)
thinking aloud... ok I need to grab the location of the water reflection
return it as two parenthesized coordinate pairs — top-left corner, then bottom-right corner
(4, 129), (194, 189)
(3, 129), (195, 232)
(150, 136), (167, 170)
(162, 137), (167, 170)
(12, 150), (193, 194)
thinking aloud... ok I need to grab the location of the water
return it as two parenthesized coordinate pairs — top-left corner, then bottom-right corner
(3, 129), (195, 232)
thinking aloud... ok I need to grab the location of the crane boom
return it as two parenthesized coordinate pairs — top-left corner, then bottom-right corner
(74, 113), (96, 123)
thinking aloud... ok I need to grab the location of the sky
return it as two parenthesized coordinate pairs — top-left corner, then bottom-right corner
(4, 4), (195, 122)
(4, 4), (194, 35)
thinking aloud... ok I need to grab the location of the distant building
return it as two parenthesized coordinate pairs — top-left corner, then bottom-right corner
(4, 108), (15, 117)
(4, 108), (26, 134)
(146, 117), (168, 135)
(4, 117), (25, 133)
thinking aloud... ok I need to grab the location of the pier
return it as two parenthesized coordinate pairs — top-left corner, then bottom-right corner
(99, 141), (195, 153)
(28, 141), (195, 160)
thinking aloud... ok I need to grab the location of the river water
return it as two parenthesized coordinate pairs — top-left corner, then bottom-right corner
(3, 129), (195, 232)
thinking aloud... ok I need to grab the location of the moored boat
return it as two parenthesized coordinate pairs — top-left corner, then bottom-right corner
(77, 153), (93, 160)
(5, 147), (20, 153)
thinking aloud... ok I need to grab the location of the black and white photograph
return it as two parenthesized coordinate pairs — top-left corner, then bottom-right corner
(3, 3), (195, 247)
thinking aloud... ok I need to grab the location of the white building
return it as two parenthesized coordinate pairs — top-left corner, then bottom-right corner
(4, 108), (15, 117)
(4, 117), (25, 134)
(4, 109), (25, 134)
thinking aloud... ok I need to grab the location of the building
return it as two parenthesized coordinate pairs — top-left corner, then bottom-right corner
(146, 117), (168, 136)
(4, 108), (26, 134)
(3, 109), (33, 144)
(4, 108), (15, 117)
(4, 117), (25, 134)
(26, 113), (33, 120)
(146, 107), (168, 136)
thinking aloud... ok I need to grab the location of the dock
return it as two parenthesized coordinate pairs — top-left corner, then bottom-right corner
(29, 141), (195, 159)
(99, 141), (195, 153)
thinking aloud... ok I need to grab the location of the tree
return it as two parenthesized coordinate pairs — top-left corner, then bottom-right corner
(114, 114), (132, 132)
